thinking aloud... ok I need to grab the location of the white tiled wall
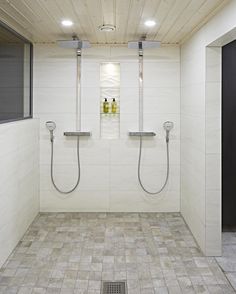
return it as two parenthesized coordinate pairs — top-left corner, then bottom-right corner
(34, 44), (180, 212)
(0, 119), (39, 267)
(181, 0), (236, 256)
(205, 47), (222, 256)
(181, 44), (206, 252)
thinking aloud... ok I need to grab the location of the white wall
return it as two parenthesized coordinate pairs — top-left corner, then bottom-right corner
(205, 47), (222, 256)
(34, 44), (180, 212)
(0, 119), (39, 267)
(181, 0), (236, 255)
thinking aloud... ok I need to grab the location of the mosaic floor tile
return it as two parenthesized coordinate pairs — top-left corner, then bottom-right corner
(0, 213), (234, 293)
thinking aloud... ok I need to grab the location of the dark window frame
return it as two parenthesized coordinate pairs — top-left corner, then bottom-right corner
(0, 20), (33, 124)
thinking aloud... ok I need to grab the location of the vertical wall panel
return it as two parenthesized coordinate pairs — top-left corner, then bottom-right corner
(0, 119), (39, 267)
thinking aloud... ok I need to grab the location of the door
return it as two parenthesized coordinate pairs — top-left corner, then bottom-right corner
(222, 40), (236, 228)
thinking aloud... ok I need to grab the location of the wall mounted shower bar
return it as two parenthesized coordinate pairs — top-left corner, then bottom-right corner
(64, 131), (91, 137)
(45, 38), (92, 195)
(127, 39), (174, 195)
(128, 131), (156, 137)
(138, 41), (144, 132)
(128, 40), (160, 136)
(76, 48), (81, 131)
(57, 37), (91, 132)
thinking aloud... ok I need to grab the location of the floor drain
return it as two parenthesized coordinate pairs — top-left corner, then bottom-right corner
(102, 281), (127, 294)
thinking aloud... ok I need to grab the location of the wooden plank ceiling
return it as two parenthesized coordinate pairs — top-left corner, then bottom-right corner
(0, 0), (230, 44)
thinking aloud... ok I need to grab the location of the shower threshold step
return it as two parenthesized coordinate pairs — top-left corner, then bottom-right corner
(128, 131), (156, 137)
(64, 131), (91, 137)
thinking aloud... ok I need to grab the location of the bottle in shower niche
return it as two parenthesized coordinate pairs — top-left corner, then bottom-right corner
(111, 98), (118, 114)
(103, 98), (109, 113)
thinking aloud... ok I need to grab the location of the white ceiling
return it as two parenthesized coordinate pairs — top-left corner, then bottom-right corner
(0, 0), (230, 44)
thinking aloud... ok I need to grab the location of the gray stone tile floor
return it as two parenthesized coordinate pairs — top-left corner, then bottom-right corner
(216, 232), (236, 292)
(0, 212), (234, 293)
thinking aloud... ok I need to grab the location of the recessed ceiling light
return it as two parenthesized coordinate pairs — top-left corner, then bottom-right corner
(98, 24), (116, 32)
(61, 20), (73, 27)
(144, 20), (156, 27)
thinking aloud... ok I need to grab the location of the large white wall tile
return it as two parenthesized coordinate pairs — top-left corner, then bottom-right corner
(81, 62), (100, 88)
(109, 139), (139, 165)
(40, 164), (109, 192)
(0, 119), (39, 267)
(144, 45), (180, 62)
(206, 47), (222, 83)
(110, 190), (180, 212)
(34, 62), (76, 88)
(120, 87), (139, 114)
(141, 139), (180, 166)
(206, 116), (221, 154)
(143, 87), (180, 114)
(181, 114), (205, 153)
(205, 190), (221, 256)
(181, 84), (205, 116)
(40, 190), (110, 212)
(120, 62), (139, 88)
(143, 62), (180, 88)
(34, 87), (76, 114)
(206, 154), (221, 190)
(81, 87), (100, 114)
(205, 82), (221, 118)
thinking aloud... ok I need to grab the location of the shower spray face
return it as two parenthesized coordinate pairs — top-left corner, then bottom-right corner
(163, 121), (174, 132)
(45, 121), (56, 132)
(163, 121), (174, 143)
(46, 121), (56, 142)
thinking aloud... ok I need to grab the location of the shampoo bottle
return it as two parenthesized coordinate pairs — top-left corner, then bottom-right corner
(111, 98), (117, 114)
(103, 98), (109, 113)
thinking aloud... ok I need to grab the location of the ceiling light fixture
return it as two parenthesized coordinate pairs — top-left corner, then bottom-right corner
(61, 20), (73, 27)
(144, 20), (156, 27)
(98, 24), (116, 32)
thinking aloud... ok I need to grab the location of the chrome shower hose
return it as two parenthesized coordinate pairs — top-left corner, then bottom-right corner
(50, 137), (80, 194)
(138, 136), (170, 195)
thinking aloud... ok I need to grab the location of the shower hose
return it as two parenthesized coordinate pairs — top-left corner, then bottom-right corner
(50, 137), (80, 194)
(138, 136), (170, 195)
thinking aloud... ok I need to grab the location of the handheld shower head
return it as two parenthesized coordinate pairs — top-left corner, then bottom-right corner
(163, 121), (174, 132)
(163, 121), (174, 143)
(46, 121), (56, 142)
(46, 121), (56, 132)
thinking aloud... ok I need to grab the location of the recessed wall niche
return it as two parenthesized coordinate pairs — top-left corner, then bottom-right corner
(100, 62), (120, 139)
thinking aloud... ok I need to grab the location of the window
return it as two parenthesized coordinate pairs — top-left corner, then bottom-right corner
(0, 21), (33, 123)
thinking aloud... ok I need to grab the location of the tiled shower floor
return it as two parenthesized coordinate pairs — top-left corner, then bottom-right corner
(0, 213), (234, 294)
(216, 232), (236, 291)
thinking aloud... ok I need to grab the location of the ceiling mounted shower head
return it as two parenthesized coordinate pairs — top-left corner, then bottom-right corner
(46, 121), (56, 132)
(128, 40), (161, 49)
(163, 121), (174, 132)
(57, 39), (91, 49)
(98, 24), (116, 32)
